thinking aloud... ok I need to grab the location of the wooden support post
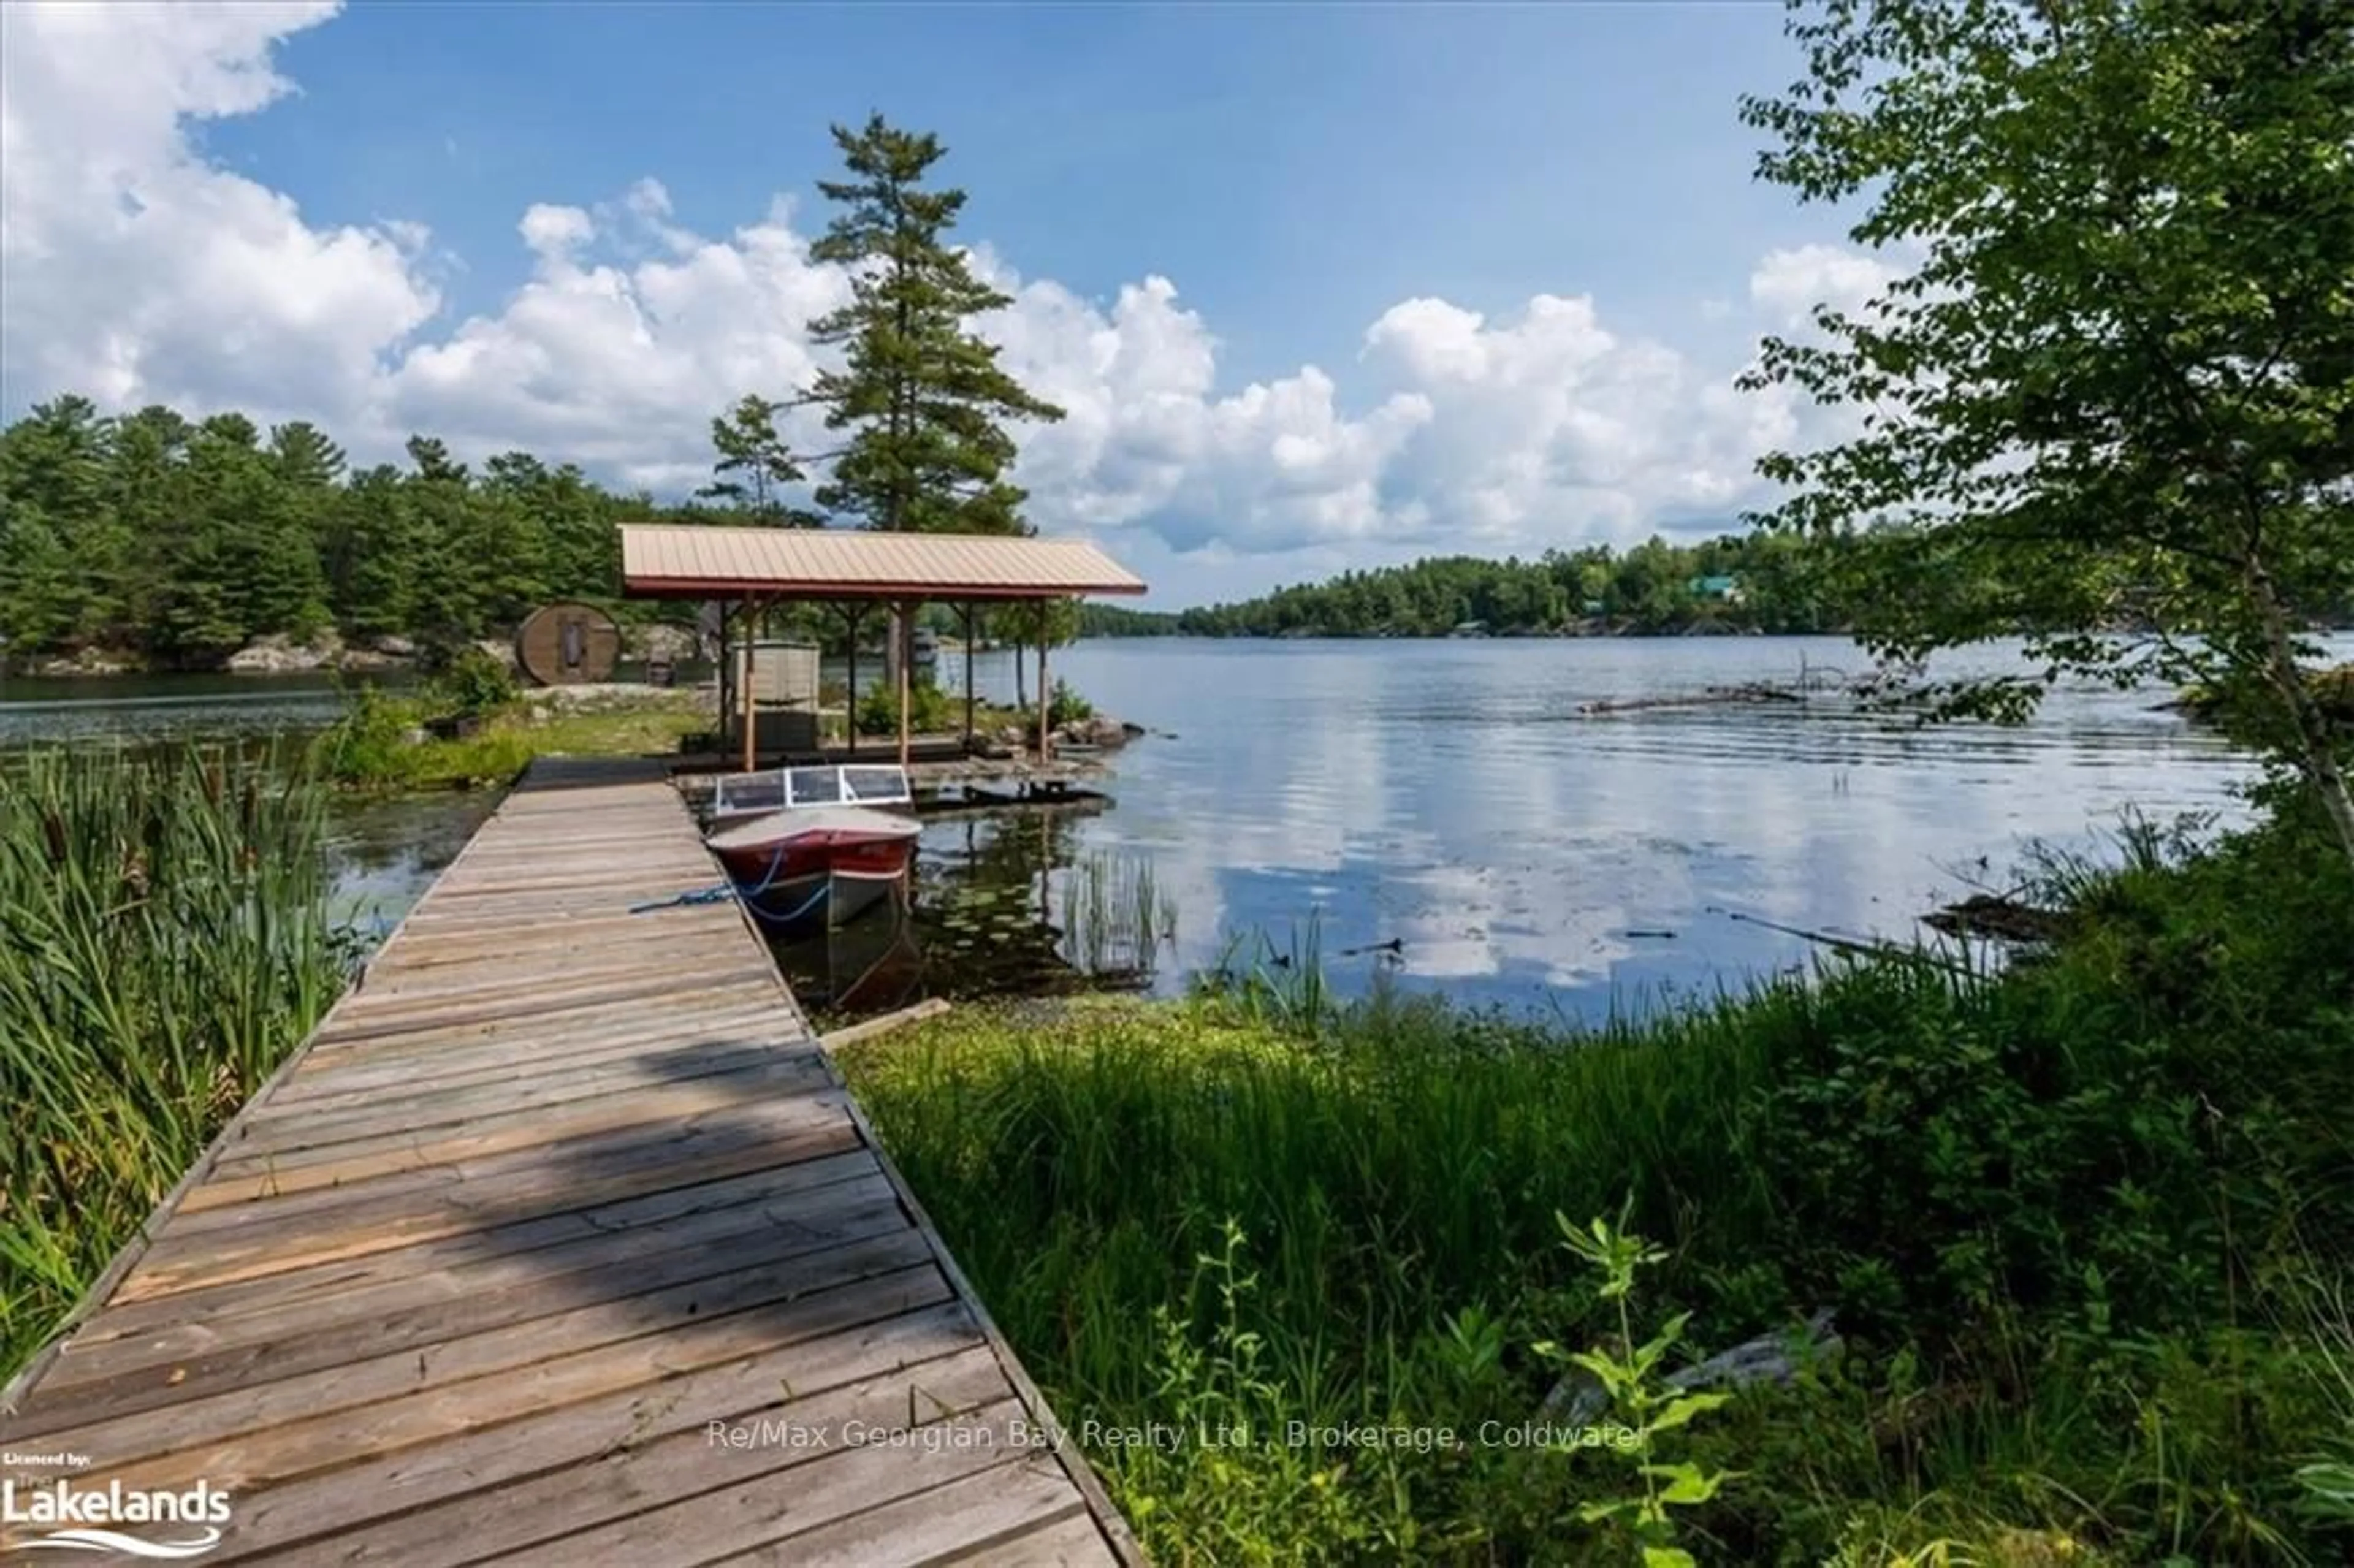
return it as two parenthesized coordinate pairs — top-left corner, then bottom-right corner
(1037, 609), (1052, 765)
(844, 604), (860, 759)
(715, 601), (732, 759)
(737, 597), (761, 773)
(960, 602), (977, 753)
(896, 599), (914, 771)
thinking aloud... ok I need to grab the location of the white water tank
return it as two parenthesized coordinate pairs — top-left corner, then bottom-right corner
(734, 640), (821, 707)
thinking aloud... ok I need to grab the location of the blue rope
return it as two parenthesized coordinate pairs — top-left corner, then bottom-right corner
(628, 886), (739, 912)
(630, 840), (802, 916)
(741, 880), (832, 927)
(740, 841), (788, 899)
(630, 832), (891, 932)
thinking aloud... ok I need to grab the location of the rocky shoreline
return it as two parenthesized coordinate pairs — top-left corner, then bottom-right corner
(966, 713), (1148, 756)
(15, 624), (706, 679)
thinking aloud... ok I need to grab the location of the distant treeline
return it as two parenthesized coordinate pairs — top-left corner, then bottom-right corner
(1076, 602), (1193, 638)
(11, 395), (2342, 665)
(2, 394), (1849, 662)
(0, 398), (1076, 672)
(1089, 533), (1873, 639)
(0, 397), (745, 668)
(1089, 533), (2354, 642)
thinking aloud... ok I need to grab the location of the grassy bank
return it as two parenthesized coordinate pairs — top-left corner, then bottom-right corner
(1, 747), (353, 1381)
(308, 669), (1091, 791)
(310, 680), (711, 791)
(840, 805), (2354, 1565)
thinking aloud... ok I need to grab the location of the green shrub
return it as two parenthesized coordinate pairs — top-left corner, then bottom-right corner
(855, 677), (953, 737)
(309, 685), (422, 785)
(426, 646), (520, 718)
(1048, 677), (1095, 727)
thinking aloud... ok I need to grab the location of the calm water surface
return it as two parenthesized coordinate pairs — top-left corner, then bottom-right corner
(966, 634), (2333, 1019)
(12, 635), (2338, 1022)
(0, 672), (385, 744)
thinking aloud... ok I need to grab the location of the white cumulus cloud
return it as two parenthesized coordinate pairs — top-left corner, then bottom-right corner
(0, 1), (440, 428)
(0, 1), (1880, 601)
(1748, 242), (1909, 329)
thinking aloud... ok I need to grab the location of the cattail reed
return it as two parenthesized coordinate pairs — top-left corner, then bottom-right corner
(2, 744), (345, 1380)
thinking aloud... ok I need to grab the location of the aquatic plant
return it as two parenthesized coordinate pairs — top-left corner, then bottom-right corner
(0, 744), (349, 1379)
(1199, 911), (1329, 1034)
(1056, 850), (1178, 980)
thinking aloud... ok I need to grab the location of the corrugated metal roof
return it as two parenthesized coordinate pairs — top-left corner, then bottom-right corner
(620, 524), (1148, 601)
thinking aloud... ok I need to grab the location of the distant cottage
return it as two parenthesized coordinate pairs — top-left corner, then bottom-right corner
(1688, 574), (1743, 604)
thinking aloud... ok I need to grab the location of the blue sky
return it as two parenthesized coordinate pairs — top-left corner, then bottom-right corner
(213, 2), (1806, 390)
(6, 1), (1867, 607)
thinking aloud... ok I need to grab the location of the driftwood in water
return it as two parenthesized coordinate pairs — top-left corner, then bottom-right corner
(1712, 907), (1983, 979)
(1541, 1309), (1842, 1426)
(1574, 683), (1806, 716)
(817, 997), (951, 1054)
(1336, 937), (1405, 959)
(1572, 660), (1921, 718)
(1922, 894), (2069, 945)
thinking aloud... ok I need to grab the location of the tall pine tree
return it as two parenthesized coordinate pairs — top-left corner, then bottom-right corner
(0, 397), (119, 652)
(803, 115), (1065, 538)
(400, 436), (483, 656)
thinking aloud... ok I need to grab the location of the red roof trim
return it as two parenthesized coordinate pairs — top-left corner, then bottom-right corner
(620, 574), (1150, 602)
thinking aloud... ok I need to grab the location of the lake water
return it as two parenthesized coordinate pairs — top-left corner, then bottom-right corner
(10, 634), (2336, 1022)
(1011, 635), (2321, 1019)
(0, 672), (393, 745)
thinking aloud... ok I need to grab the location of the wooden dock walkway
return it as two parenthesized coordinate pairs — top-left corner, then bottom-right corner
(0, 757), (1136, 1566)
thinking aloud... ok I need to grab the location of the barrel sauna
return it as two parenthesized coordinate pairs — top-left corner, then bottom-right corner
(514, 601), (623, 686)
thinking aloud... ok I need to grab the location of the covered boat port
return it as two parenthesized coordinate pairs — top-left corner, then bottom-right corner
(619, 525), (1149, 774)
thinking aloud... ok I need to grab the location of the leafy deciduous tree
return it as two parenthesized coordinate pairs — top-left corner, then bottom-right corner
(1739, 0), (2354, 870)
(994, 596), (1080, 709)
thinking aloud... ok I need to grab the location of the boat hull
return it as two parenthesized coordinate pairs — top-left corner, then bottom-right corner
(714, 829), (914, 931)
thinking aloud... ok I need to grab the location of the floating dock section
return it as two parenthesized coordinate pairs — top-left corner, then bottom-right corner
(0, 757), (1135, 1566)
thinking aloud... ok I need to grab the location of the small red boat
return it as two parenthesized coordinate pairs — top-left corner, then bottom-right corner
(706, 804), (920, 931)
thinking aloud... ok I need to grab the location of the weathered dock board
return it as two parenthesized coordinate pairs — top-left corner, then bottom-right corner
(1, 757), (1135, 1566)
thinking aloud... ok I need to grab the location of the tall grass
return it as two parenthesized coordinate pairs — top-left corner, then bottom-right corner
(842, 804), (2354, 1564)
(1201, 911), (1333, 1033)
(1, 744), (351, 1380)
(1056, 851), (1179, 980)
